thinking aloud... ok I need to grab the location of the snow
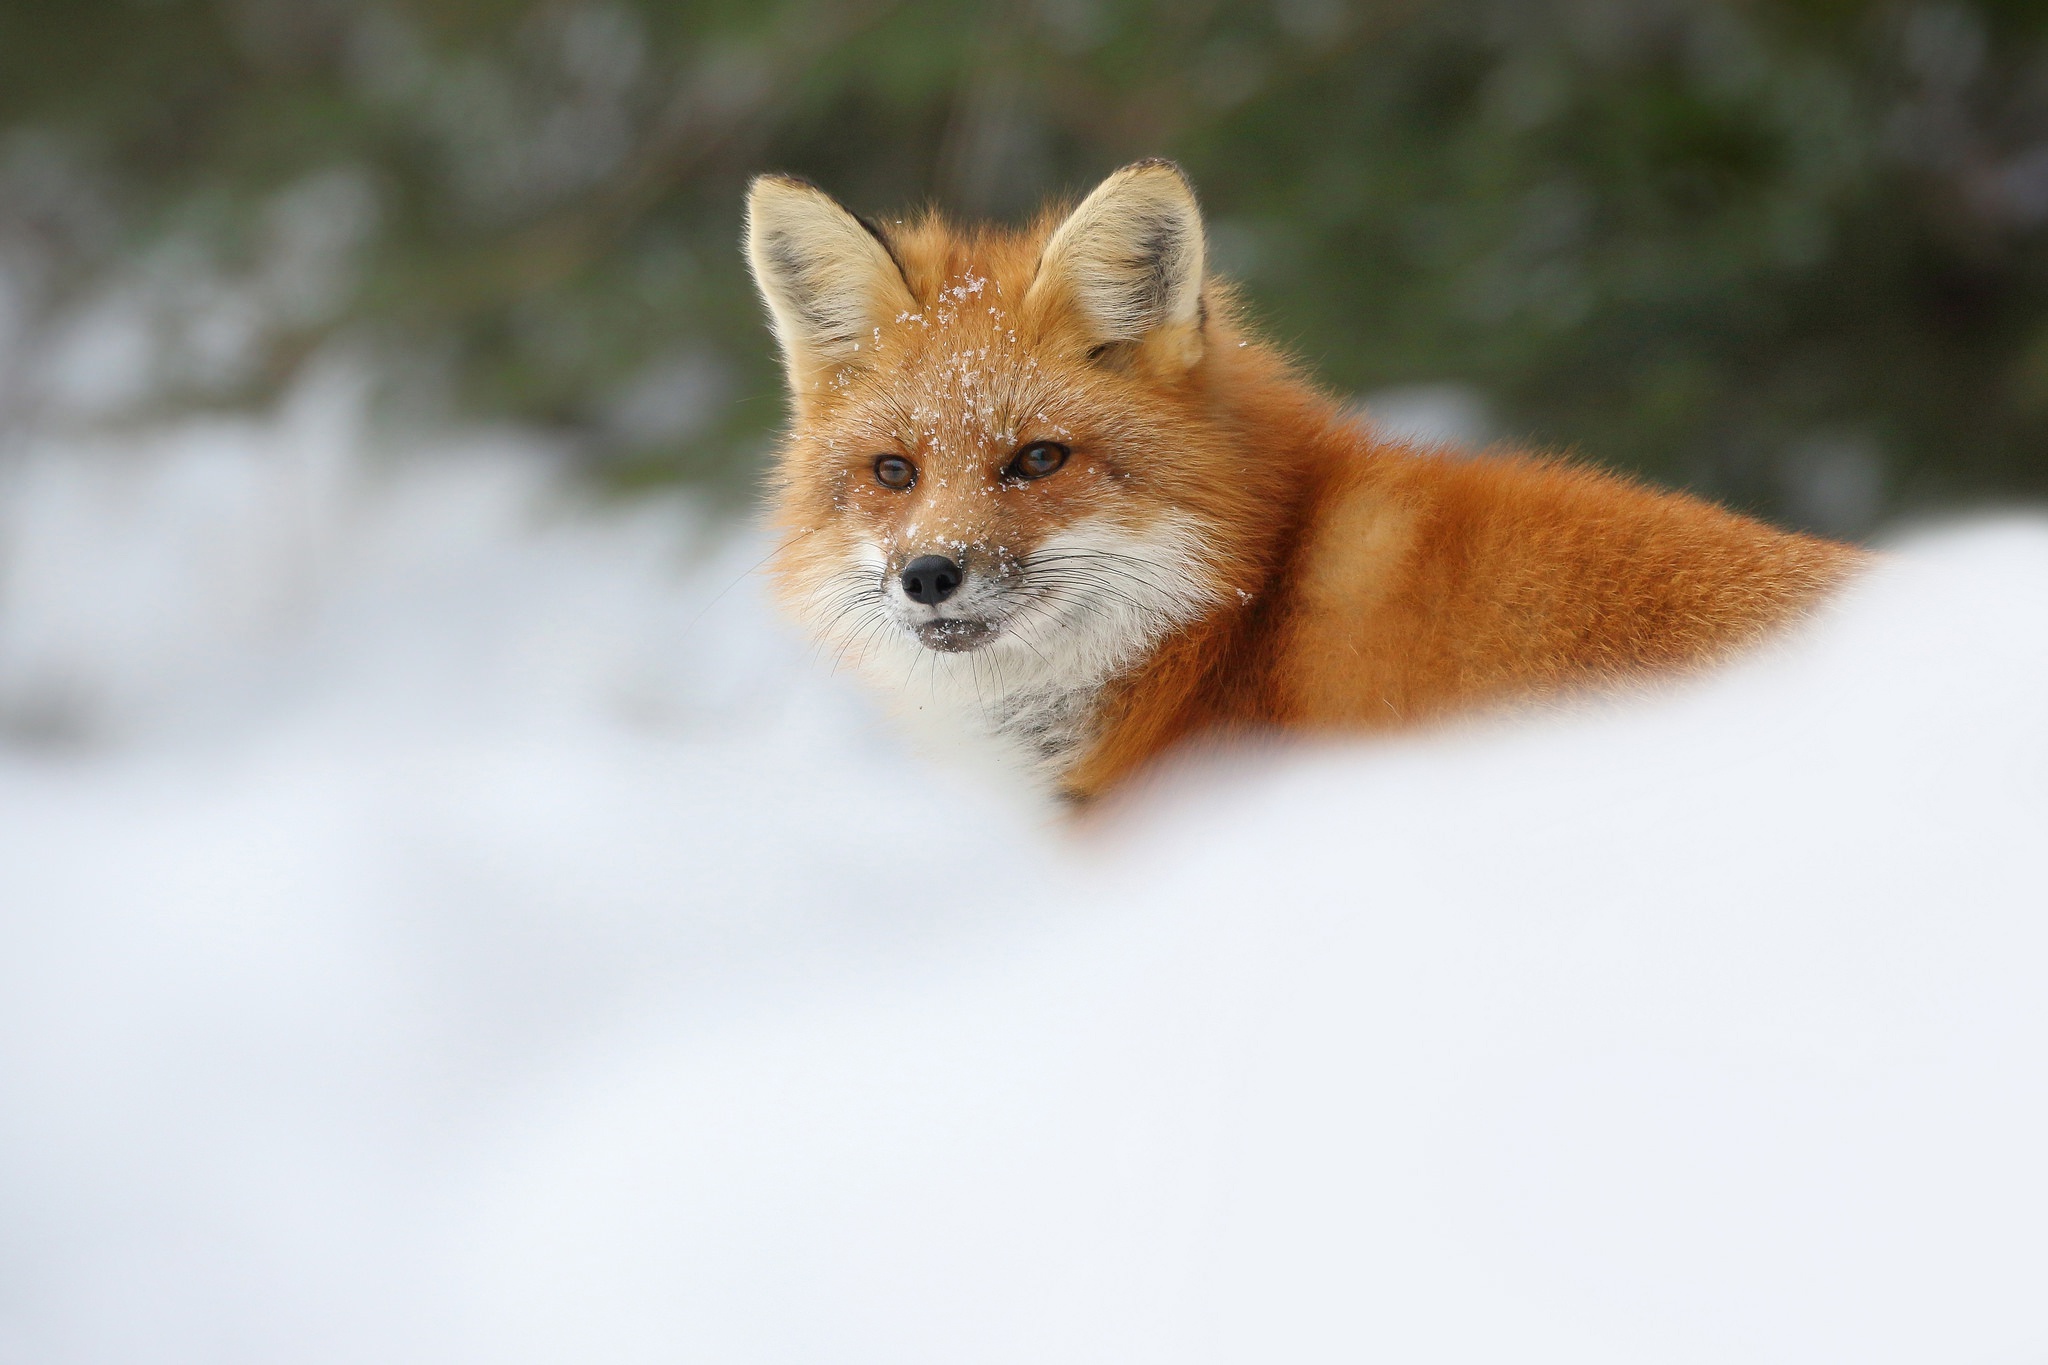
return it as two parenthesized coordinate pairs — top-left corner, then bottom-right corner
(2, 372), (2046, 1363)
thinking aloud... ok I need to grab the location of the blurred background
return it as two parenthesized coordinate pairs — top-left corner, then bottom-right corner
(3, 6), (2048, 1362)
(2, 0), (2045, 531)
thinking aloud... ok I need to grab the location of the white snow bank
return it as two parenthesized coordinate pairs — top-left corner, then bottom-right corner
(1, 378), (2045, 1364)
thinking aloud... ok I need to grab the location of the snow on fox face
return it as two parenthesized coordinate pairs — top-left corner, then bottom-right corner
(746, 164), (1230, 770)
(773, 272), (1211, 676)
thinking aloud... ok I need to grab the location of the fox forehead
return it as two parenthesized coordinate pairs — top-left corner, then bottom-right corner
(818, 250), (1080, 461)
(843, 331), (1070, 465)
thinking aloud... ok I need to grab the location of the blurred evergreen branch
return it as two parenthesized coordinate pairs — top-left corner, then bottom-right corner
(0, 0), (2042, 529)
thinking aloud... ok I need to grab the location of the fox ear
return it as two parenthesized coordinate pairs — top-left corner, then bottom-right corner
(1027, 159), (1207, 370)
(745, 174), (917, 403)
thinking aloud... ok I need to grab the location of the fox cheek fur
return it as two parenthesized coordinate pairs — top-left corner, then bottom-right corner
(744, 160), (1862, 803)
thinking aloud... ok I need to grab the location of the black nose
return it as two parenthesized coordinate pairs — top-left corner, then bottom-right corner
(900, 554), (962, 605)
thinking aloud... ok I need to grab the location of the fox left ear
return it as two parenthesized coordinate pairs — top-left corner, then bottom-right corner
(1026, 159), (1207, 371)
(745, 174), (918, 407)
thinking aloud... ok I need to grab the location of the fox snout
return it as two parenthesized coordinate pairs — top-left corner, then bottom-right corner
(898, 554), (961, 605)
(897, 553), (988, 650)
(886, 546), (1015, 652)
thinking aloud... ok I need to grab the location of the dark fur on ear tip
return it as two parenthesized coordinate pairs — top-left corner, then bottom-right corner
(750, 171), (826, 195)
(1121, 157), (1195, 188)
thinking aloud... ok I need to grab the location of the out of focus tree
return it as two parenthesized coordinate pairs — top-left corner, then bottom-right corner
(0, 0), (2043, 531)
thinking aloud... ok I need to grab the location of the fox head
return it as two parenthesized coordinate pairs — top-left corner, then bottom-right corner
(745, 160), (1295, 774)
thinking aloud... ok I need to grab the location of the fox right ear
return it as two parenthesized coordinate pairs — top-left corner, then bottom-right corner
(745, 175), (917, 407)
(1025, 159), (1207, 372)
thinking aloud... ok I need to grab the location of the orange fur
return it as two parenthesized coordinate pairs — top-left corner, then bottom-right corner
(746, 163), (1863, 803)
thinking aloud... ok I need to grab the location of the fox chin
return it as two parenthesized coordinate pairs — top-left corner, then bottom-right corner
(743, 160), (1863, 804)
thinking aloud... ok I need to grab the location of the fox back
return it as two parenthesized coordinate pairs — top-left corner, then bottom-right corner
(745, 161), (1860, 802)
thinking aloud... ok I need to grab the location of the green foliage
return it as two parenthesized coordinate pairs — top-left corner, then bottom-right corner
(3, 0), (2045, 530)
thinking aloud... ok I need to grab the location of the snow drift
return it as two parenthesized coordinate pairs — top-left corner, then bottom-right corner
(1, 373), (2045, 1363)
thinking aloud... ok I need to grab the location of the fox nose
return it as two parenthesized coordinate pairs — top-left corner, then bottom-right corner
(900, 554), (962, 605)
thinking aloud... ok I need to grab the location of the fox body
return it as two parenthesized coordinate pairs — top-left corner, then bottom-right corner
(745, 161), (1860, 802)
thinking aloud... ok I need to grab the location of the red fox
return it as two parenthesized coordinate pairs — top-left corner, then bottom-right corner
(744, 160), (1862, 802)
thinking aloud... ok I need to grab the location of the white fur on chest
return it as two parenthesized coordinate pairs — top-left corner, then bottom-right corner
(884, 667), (1105, 788)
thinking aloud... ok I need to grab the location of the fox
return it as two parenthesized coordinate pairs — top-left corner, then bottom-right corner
(743, 159), (1863, 804)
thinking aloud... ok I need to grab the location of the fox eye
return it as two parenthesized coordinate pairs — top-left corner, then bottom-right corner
(1005, 442), (1069, 482)
(874, 455), (916, 490)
